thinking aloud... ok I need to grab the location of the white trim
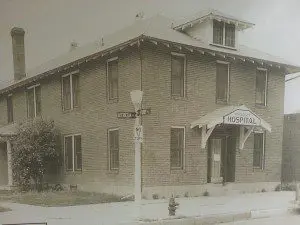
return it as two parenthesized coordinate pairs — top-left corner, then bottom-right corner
(171, 53), (187, 97)
(33, 87), (37, 117)
(108, 128), (120, 170)
(257, 67), (267, 71)
(216, 60), (229, 64)
(107, 56), (118, 63)
(8, 93), (13, 97)
(170, 126), (186, 170)
(62, 69), (79, 78)
(27, 84), (40, 90)
(64, 134), (82, 172)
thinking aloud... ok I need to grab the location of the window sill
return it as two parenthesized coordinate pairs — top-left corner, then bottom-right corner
(65, 170), (82, 175)
(253, 167), (264, 172)
(107, 99), (119, 104)
(171, 95), (187, 101)
(216, 99), (229, 105)
(255, 103), (268, 109)
(62, 106), (81, 114)
(210, 43), (237, 51)
(107, 169), (119, 175)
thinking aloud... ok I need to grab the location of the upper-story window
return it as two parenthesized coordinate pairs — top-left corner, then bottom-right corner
(255, 68), (267, 106)
(107, 57), (119, 101)
(7, 95), (13, 123)
(216, 61), (229, 103)
(27, 85), (41, 118)
(171, 53), (186, 97)
(62, 71), (80, 111)
(213, 20), (236, 48)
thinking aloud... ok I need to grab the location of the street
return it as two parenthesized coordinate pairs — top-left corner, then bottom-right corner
(221, 214), (300, 225)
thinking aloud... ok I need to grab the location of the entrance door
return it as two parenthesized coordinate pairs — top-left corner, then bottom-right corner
(208, 138), (223, 183)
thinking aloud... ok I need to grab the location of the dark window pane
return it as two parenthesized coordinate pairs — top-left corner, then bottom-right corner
(72, 74), (80, 107)
(109, 130), (119, 170)
(27, 89), (35, 118)
(225, 23), (235, 47)
(213, 20), (224, 45)
(253, 133), (264, 168)
(62, 76), (71, 110)
(107, 60), (118, 100)
(256, 70), (267, 105)
(74, 135), (82, 170)
(65, 136), (73, 171)
(170, 128), (184, 168)
(7, 96), (13, 123)
(35, 86), (41, 116)
(216, 63), (229, 102)
(171, 55), (185, 97)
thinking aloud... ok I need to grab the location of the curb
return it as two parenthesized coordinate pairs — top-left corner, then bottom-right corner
(250, 207), (293, 219)
(137, 212), (251, 225)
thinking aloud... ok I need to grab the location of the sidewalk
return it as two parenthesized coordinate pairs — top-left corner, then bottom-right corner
(0, 191), (296, 225)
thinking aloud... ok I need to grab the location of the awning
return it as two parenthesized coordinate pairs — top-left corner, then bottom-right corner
(190, 105), (272, 149)
(0, 123), (17, 137)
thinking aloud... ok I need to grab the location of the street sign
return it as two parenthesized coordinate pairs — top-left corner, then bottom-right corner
(134, 125), (143, 143)
(117, 112), (136, 119)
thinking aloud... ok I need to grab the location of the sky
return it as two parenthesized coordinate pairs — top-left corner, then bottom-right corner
(0, 0), (300, 113)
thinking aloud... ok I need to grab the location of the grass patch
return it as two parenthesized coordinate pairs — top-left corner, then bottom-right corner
(0, 190), (129, 207)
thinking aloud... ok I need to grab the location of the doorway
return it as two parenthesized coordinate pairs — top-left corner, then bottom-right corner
(207, 135), (236, 183)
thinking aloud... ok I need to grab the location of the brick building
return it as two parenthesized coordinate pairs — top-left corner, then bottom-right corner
(282, 113), (300, 183)
(0, 10), (299, 198)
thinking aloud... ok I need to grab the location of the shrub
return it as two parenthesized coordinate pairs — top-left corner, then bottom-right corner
(203, 190), (209, 196)
(275, 184), (282, 192)
(184, 192), (189, 198)
(261, 188), (267, 192)
(11, 118), (61, 192)
(152, 193), (159, 199)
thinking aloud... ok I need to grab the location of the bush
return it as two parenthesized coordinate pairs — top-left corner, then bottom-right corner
(275, 184), (282, 192)
(152, 193), (159, 199)
(275, 183), (296, 192)
(203, 190), (209, 196)
(184, 192), (189, 198)
(11, 118), (61, 192)
(261, 188), (267, 192)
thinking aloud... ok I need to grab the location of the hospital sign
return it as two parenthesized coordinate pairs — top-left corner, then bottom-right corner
(223, 109), (261, 126)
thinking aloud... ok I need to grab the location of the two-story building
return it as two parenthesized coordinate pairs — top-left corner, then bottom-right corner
(0, 10), (299, 198)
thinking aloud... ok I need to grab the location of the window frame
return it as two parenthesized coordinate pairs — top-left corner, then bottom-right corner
(253, 131), (266, 170)
(216, 61), (230, 104)
(171, 52), (186, 98)
(107, 128), (120, 171)
(7, 94), (14, 124)
(61, 70), (80, 111)
(26, 84), (41, 118)
(212, 20), (236, 48)
(64, 134), (82, 172)
(255, 68), (268, 106)
(170, 126), (185, 170)
(106, 57), (119, 102)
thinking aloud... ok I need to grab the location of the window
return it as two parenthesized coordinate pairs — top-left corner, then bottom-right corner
(171, 53), (185, 97)
(27, 85), (41, 118)
(64, 135), (82, 171)
(255, 69), (267, 106)
(62, 71), (80, 110)
(107, 58), (119, 101)
(170, 127), (185, 169)
(213, 20), (236, 48)
(7, 95), (13, 123)
(253, 132), (265, 169)
(108, 129), (119, 170)
(216, 62), (229, 103)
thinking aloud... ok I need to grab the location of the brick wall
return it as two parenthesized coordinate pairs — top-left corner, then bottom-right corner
(0, 42), (285, 195)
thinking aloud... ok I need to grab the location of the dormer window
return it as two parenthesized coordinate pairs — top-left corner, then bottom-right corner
(213, 20), (236, 48)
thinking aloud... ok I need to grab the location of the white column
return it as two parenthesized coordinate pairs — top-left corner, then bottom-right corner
(7, 140), (13, 186)
(134, 114), (142, 203)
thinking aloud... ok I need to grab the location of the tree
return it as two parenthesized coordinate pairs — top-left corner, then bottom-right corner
(11, 118), (61, 191)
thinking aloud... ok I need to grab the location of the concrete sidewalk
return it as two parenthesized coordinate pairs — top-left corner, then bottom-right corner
(0, 191), (296, 225)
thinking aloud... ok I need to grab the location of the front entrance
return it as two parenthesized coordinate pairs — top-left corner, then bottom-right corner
(207, 126), (236, 183)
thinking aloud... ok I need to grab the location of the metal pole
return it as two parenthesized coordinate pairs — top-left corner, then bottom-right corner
(134, 109), (142, 203)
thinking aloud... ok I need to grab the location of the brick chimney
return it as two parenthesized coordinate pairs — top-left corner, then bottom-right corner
(11, 27), (26, 81)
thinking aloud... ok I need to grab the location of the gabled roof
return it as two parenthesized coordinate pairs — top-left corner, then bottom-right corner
(173, 9), (255, 31)
(190, 105), (272, 132)
(0, 13), (299, 95)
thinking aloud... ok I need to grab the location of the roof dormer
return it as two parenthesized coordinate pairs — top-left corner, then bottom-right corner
(173, 9), (255, 50)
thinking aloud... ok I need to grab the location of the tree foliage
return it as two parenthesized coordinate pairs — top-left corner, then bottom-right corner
(11, 118), (61, 191)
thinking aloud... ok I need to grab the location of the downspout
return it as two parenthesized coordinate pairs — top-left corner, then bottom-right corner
(138, 39), (143, 195)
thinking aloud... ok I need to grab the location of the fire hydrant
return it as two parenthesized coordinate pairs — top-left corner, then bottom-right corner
(168, 196), (179, 216)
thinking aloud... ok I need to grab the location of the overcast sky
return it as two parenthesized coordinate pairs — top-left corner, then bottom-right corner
(0, 0), (299, 113)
